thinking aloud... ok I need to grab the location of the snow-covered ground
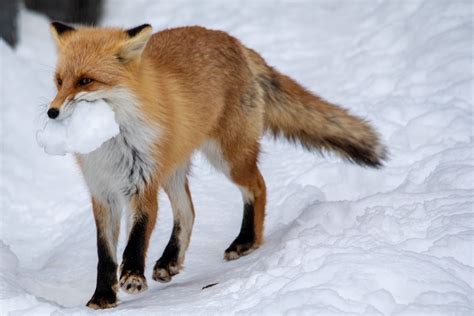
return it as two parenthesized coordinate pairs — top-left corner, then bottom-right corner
(1, 0), (473, 315)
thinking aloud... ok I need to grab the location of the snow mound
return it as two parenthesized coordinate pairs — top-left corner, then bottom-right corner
(36, 100), (119, 155)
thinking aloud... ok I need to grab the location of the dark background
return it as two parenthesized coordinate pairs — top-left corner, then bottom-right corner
(0, 0), (103, 46)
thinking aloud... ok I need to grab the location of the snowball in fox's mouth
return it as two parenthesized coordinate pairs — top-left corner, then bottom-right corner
(37, 99), (119, 156)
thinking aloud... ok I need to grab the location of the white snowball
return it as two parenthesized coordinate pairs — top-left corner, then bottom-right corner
(36, 100), (120, 155)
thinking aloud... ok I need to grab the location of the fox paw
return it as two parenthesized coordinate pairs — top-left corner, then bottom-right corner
(224, 241), (258, 261)
(86, 290), (118, 309)
(152, 260), (181, 283)
(119, 270), (148, 294)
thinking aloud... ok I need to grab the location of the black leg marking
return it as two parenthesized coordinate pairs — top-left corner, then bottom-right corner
(224, 203), (256, 260)
(122, 215), (148, 271)
(160, 222), (181, 264)
(119, 214), (149, 294)
(152, 221), (181, 283)
(87, 233), (118, 309)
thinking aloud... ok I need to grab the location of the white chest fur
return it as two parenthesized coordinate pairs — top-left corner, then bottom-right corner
(76, 88), (159, 203)
(80, 130), (155, 200)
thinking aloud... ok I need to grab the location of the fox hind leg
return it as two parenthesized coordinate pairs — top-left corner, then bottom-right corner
(202, 139), (267, 261)
(224, 167), (266, 260)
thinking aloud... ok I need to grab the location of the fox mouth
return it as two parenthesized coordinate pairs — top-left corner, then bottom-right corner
(57, 101), (76, 120)
(51, 96), (100, 121)
(52, 92), (104, 121)
(49, 87), (134, 124)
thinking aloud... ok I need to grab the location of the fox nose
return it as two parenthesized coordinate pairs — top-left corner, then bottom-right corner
(47, 108), (60, 119)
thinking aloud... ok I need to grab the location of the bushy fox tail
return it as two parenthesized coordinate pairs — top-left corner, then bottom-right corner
(259, 68), (387, 167)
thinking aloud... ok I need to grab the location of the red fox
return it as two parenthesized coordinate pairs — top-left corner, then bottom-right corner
(48, 22), (386, 309)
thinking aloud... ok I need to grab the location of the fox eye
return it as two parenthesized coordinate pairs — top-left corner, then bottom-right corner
(56, 78), (62, 86)
(78, 78), (93, 86)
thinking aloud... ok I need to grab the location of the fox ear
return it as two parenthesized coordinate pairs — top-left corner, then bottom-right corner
(118, 24), (152, 62)
(50, 22), (76, 46)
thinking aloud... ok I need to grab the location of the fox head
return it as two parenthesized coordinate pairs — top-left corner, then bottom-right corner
(48, 22), (152, 120)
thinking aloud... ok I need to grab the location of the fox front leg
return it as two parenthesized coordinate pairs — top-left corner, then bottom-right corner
(119, 183), (158, 294)
(87, 197), (121, 309)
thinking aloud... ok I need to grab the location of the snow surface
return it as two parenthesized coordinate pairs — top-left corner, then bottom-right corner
(36, 100), (119, 156)
(1, 0), (473, 315)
